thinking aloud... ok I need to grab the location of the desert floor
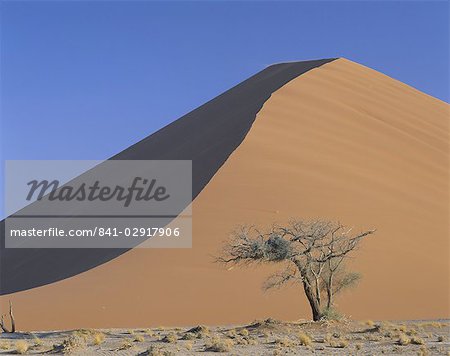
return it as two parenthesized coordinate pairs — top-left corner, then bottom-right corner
(0, 319), (448, 355)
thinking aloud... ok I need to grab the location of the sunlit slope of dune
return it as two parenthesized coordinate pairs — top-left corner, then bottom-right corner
(2, 58), (448, 330)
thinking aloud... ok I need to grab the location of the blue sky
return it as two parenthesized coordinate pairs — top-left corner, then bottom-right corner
(1, 1), (448, 216)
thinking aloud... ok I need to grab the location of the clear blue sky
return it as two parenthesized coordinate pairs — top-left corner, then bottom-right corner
(0, 1), (448, 216)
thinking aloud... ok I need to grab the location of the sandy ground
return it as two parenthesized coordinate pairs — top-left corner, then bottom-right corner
(0, 319), (448, 355)
(1, 58), (448, 329)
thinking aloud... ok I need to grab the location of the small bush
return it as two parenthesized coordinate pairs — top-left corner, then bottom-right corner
(365, 320), (375, 327)
(298, 332), (312, 346)
(15, 341), (29, 354)
(134, 334), (145, 342)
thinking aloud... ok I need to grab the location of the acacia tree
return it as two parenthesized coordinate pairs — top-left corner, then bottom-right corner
(217, 219), (375, 321)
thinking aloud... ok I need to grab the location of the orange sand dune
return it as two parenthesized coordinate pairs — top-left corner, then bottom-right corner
(1, 58), (448, 330)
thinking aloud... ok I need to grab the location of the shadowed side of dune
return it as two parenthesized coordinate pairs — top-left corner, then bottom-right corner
(0, 59), (336, 295)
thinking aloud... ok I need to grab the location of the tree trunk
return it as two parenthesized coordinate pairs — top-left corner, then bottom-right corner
(314, 276), (321, 307)
(302, 278), (322, 321)
(326, 274), (333, 309)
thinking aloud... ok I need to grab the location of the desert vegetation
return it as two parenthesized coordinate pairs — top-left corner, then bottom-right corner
(217, 219), (375, 321)
(0, 319), (447, 354)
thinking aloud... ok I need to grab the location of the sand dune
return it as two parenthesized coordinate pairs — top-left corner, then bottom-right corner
(0, 59), (334, 294)
(1, 58), (448, 330)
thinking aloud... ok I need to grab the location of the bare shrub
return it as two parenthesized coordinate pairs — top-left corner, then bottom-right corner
(52, 334), (86, 353)
(0, 301), (16, 333)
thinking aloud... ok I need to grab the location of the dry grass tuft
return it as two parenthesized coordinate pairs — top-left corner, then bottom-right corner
(411, 336), (425, 345)
(417, 345), (429, 356)
(329, 337), (349, 348)
(139, 345), (174, 356)
(274, 337), (294, 348)
(15, 341), (29, 355)
(239, 328), (249, 337)
(32, 336), (44, 347)
(134, 334), (145, 342)
(181, 332), (196, 340)
(161, 332), (177, 344)
(366, 334), (382, 342)
(397, 333), (410, 346)
(185, 325), (209, 339)
(117, 338), (134, 351)
(205, 336), (234, 352)
(53, 334), (86, 353)
(298, 332), (312, 346)
(92, 332), (105, 345)
(226, 329), (238, 338)
(72, 328), (95, 341)
(0, 340), (11, 350)
(185, 341), (193, 351)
